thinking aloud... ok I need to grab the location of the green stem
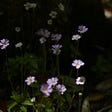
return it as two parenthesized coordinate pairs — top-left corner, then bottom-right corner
(42, 44), (47, 72)
(69, 68), (73, 77)
(75, 40), (80, 57)
(76, 69), (79, 77)
(56, 55), (60, 76)
(5, 49), (14, 90)
(78, 92), (83, 112)
(67, 94), (75, 112)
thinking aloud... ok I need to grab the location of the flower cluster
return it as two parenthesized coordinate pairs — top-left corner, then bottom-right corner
(1, 25), (88, 112)
(37, 28), (62, 55)
(24, 2), (37, 10)
(52, 44), (62, 55)
(0, 0), (91, 110)
(37, 28), (50, 44)
(72, 25), (88, 41)
(71, 25), (88, 86)
(40, 77), (66, 96)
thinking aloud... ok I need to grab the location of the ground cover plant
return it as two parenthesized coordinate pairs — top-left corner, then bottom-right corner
(0, 0), (112, 112)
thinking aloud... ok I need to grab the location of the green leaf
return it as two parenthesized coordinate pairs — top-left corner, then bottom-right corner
(20, 106), (27, 112)
(7, 101), (18, 112)
(11, 91), (25, 103)
(22, 100), (34, 106)
(46, 109), (54, 112)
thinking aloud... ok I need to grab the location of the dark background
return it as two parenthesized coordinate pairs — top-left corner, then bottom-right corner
(0, 0), (112, 99)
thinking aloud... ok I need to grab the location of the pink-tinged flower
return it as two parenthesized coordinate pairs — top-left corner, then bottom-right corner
(0, 39), (9, 49)
(25, 76), (35, 85)
(72, 59), (84, 69)
(56, 84), (67, 95)
(36, 28), (50, 38)
(76, 76), (86, 85)
(52, 44), (62, 55)
(51, 34), (62, 41)
(78, 25), (88, 33)
(72, 34), (81, 40)
(40, 84), (53, 96)
(47, 77), (58, 86)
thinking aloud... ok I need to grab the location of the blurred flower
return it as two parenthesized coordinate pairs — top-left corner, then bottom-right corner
(37, 29), (50, 38)
(78, 25), (88, 33)
(56, 84), (67, 95)
(52, 44), (62, 55)
(15, 42), (23, 48)
(0, 38), (9, 49)
(40, 84), (53, 96)
(25, 76), (35, 85)
(78, 92), (83, 96)
(47, 77), (58, 86)
(24, 2), (37, 10)
(0, 12), (3, 15)
(72, 59), (84, 69)
(72, 34), (81, 40)
(76, 76), (86, 85)
(58, 3), (64, 11)
(31, 97), (36, 102)
(49, 11), (58, 19)
(47, 19), (53, 25)
(15, 27), (21, 32)
(104, 8), (112, 19)
(39, 37), (47, 44)
(51, 34), (62, 41)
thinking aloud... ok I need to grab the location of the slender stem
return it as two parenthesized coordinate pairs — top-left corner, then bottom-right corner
(5, 49), (14, 90)
(67, 94), (75, 112)
(97, 105), (112, 112)
(78, 92), (83, 112)
(69, 68), (73, 77)
(76, 69), (79, 77)
(74, 40), (80, 57)
(19, 47), (25, 93)
(56, 55), (60, 76)
(42, 44), (47, 72)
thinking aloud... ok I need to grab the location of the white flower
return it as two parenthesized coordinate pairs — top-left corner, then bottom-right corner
(15, 42), (23, 48)
(15, 27), (21, 32)
(24, 2), (37, 10)
(72, 34), (81, 40)
(72, 59), (84, 69)
(76, 76), (86, 85)
(25, 76), (35, 85)
(49, 11), (57, 19)
(31, 97), (36, 102)
(58, 3), (64, 11)
(47, 19), (53, 25)
(30, 3), (37, 9)
(39, 37), (47, 44)
(104, 9), (112, 19)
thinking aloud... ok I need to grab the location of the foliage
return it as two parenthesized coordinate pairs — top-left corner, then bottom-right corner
(0, 0), (111, 112)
